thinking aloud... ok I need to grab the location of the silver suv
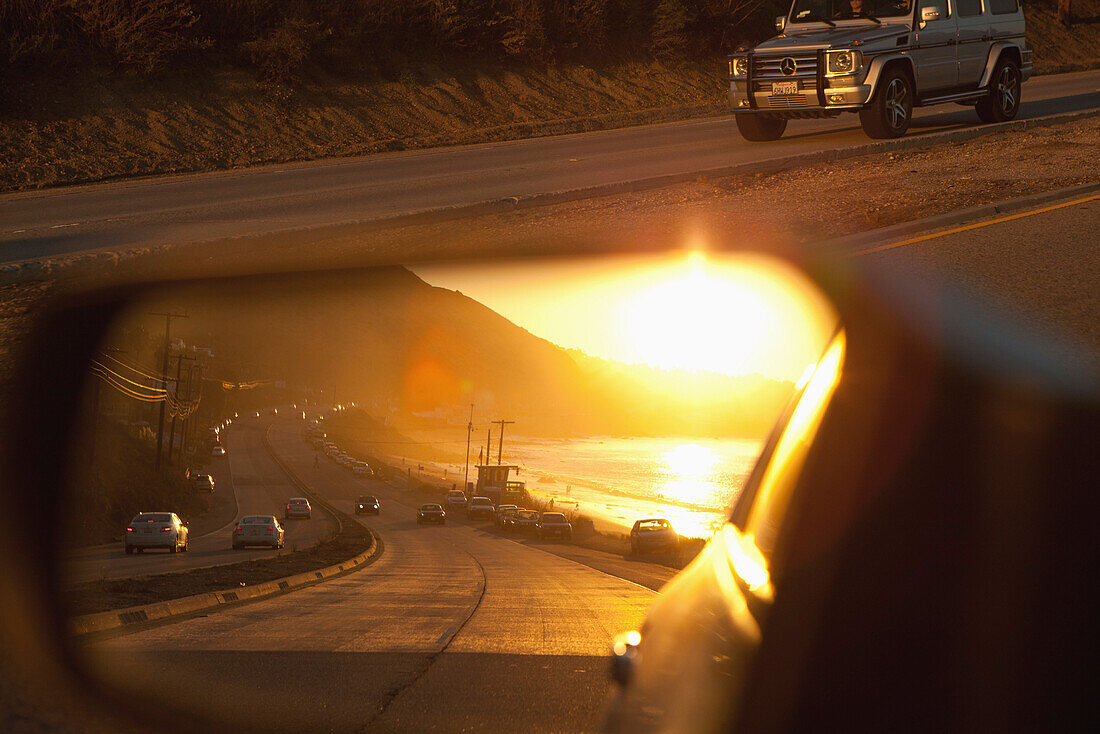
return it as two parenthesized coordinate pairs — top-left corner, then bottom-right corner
(728, 0), (1031, 140)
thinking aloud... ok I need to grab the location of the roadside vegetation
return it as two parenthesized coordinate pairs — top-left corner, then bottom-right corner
(1, 0), (778, 81)
(67, 419), (210, 546)
(4, 0), (1096, 193)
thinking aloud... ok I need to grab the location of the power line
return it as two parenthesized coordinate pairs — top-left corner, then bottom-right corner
(100, 351), (168, 383)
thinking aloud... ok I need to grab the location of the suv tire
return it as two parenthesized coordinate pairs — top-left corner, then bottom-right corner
(976, 57), (1021, 124)
(860, 67), (913, 139)
(735, 114), (788, 142)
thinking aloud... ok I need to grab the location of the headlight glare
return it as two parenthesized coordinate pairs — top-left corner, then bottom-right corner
(730, 56), (749, 79)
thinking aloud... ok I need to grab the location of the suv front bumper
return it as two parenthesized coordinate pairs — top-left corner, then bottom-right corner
(729, 78), (872, 115)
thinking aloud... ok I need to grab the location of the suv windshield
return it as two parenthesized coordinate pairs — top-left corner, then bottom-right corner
(790, 0), (912, 21)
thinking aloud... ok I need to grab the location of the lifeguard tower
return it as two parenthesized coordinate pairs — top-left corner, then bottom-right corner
(472, 464), (526, 506)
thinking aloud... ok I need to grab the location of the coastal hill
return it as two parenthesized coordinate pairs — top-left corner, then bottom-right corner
(128, 265), (795, 438)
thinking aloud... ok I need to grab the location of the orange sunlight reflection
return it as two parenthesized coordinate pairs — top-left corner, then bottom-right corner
(414, 250), (833, 381)
(658, 443), (719, 507)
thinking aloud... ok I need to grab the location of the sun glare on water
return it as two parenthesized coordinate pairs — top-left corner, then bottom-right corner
(658, 442), (720, 506)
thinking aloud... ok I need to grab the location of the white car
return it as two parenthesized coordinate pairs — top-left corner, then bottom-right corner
(125, 512), (189, 554)
(212, 445), (226, 457)
(232, 515), (284, 550)
(445, 490), (468, 510)
(467, 497), (495, 520)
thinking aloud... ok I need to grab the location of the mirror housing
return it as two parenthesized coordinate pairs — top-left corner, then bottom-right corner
(775, 16), (786, 32)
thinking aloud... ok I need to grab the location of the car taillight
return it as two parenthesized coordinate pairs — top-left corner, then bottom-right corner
(161, 527), (171, 532)
(236, 526), (242, 531)
(268, 526), (274, 530)
(126, 527), (133, 532)
(286, 505), (291, 510)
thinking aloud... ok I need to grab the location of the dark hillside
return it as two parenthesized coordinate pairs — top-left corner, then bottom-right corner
(117, 267), (793, 437)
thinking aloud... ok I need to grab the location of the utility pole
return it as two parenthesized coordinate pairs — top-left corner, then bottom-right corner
(167, 353), (195, 465)
(485, 428), (492, 467)
(179, 362), (200, 464)
(463, 404), (474, 494)
(494, 419), (514, 465)
(151, 311), (187, 470)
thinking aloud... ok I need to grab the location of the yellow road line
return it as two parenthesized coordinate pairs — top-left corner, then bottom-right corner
(851, 192), (1100, 256)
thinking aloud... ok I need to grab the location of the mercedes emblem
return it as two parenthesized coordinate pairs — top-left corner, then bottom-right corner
(780, 57), (798, 76)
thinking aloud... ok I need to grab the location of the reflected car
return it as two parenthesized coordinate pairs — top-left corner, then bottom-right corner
(509, 509), (539, 533)
(494, 504), (519, 527)
(629, 518), (677, 555)
(352, 462), (373, 477)
(466, 496), (494, 520)
(284, 498), (312, 520)
(211, 445), (225, 457)
(417, 503), (446, 525)
(190, 473), (215, 493)
(536, 512), (572, 541)
(232, 515), (284, 550)
(445, 489), (468, 510)
(124, 512), (189, 554)
(496, 507), (521, 528)
(355, 495), (380, 515)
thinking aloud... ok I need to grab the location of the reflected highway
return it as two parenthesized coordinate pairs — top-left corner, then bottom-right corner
(2, 70), (1097, 263)
(66, 420), (337, 584)
(84, 418), (664, 732)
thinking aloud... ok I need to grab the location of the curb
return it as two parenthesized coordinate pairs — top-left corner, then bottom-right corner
(2, 106), (1097, 282)
(835, 180), (1100, 255)
(69, 423), (381, 637)
(69, 528), (381, 637)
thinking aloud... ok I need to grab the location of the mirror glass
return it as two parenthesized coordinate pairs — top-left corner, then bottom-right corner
(62, 251), (835, 732)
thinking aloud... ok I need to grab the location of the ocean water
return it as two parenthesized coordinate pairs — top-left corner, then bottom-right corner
(436, 436), (763, 539)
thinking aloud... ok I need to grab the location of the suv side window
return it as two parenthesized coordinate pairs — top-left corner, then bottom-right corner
(957, 0), (982, 16)
(989, 0), (1016, 13)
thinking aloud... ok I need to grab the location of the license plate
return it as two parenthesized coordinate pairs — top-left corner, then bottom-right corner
(772, 81), (799, 95)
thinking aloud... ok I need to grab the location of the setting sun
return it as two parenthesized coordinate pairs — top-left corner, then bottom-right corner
(415, 250), (835, 381)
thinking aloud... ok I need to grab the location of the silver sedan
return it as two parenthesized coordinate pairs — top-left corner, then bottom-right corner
(232, 515), (285, 550)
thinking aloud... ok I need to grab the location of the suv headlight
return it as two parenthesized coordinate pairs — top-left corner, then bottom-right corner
(729, 56), (749, 79)
(825, 49), (863, 76)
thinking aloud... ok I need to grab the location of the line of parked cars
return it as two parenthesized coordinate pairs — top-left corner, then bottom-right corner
(306, 422), (377, 479)
(432, 493), (575, 541)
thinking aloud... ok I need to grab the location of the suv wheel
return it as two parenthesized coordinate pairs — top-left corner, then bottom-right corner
(976, 57), (1021, 124)
(860, 68), (912, 139)
(735, 114), (787, 142)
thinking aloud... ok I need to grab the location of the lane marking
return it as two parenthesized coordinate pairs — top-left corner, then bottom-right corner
(852, 193), (1100, 256)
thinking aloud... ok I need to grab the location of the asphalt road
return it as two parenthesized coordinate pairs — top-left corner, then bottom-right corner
(849, 191), (1100, 360)
(2, 70), (1097, 264)
(65, 420), (336, 584)
(82, 419), (660, 733)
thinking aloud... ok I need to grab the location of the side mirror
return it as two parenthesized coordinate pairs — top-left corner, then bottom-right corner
(921, 6), (941, 21)
(775, 16), (786, 32)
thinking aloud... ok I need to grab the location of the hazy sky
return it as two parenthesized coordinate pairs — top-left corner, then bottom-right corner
(413, 251), (836, 382)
